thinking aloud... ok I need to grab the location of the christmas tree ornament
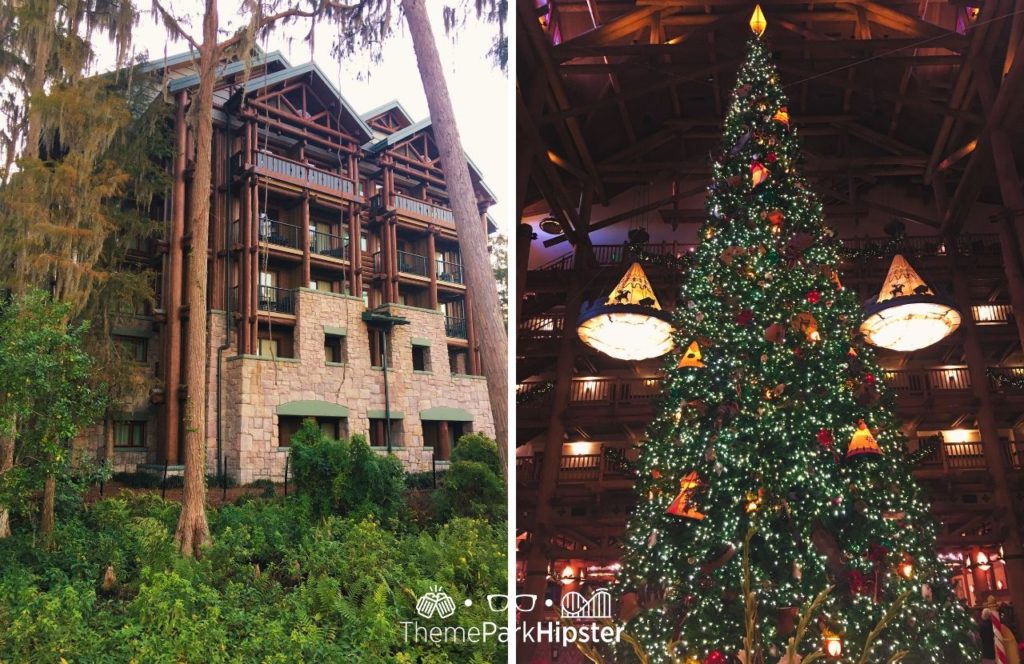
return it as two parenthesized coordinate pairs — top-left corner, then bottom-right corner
(822, 630), (844, 659)
(678, 340), (705, 368)
(749, 4), (767, 37)
(751, 161), (770, 187)
(790, 312), (819, 341)
(897, 554), (915, 579)
(577, 262), (675, 361)
(772, 107), (790, 127)
(743, 488), (764, 513)
(764, 322), (786, 343)
(647, 529), (659, 548)
(704, 650), (727, 664)
(736, 308), (755, 326)
(847, 420), (883, 460)
(860, 254), (961, 351)
(806, 290), (821, 304)
(766, 151), (777, 163)
(816, 428), (834, 449)
(666, 471), (705, 520)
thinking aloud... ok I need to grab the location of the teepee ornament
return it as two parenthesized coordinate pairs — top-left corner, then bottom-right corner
(846, 420), (883, 461)
(666, 471), (706, 520)
(577, 262), (675, 361)
(678, 341), (705, 368)
(860, 254), (961, 351)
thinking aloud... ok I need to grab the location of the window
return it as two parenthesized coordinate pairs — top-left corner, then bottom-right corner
(310, 279), (338, 293)
(114, 420), (146, 447)
(116, 335), (147, 362)
(369, 418), (402, 447)
(319, 418), (346, 440)
(360, 231), (369, 252)
(278, 416), (302, 447)
(369, 329), (383, 368)
(362, 289), (370, 307)
(449, 346), (468, 375)
(325, 333), (346, 364)
(412, 345), (429, 372)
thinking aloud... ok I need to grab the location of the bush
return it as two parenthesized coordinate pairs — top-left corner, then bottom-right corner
(111, 471), (161, 489)
(405, 470), (444, 490)
(206, 473), (236, 489)
(433, 434), (506, 523)
(289, 419), (350, 517)
(450, 432), (503, 475)
(246, 479), (277, 498)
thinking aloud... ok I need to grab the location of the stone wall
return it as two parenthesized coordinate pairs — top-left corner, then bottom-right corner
(212, 289), (495, 484)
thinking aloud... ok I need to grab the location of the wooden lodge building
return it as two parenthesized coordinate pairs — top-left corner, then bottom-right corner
(88, 49), (498, 484)
(516, 0), (1024, 635)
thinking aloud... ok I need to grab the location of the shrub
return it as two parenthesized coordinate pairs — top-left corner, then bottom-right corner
(433, 435), (506, 523)
(247, 478), (277, 498)
(111, 471), (161, 489)
(450, 432), (503, 475)
(289, 419), (350, 517)
(336, 435), (406, 526)
(404, 470), (444, 490)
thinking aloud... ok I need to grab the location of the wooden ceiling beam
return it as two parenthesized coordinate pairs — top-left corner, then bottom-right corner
(554, 5), (665, 50)
(518, 0), (607, 203)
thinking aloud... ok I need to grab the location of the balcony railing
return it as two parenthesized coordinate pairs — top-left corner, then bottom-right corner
(252, 150), (355, 196)
(310, 229), (348, 259)
(915, 439), (1024, 472)
(537, 242), (698, 271)
(258, 217), (301, 249)
(445, 316), (468, 339)
(397, 250), (429, 276)
(437, 259), (464, 284)
(257, 285), (295, 315)
(519, 314), (565, 340)
(519, 368), (1024, 412)
(516, 448), (634, 484)
(394, 194), (455, 224)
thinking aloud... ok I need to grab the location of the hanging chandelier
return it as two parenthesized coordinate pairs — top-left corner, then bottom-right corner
(577, 262), (675, 361)
(860, 254), (961, 352)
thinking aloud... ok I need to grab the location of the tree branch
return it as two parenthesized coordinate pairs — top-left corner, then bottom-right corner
(150, 0), (201, 53)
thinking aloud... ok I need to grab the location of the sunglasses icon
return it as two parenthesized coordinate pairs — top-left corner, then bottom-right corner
(486, 594), (537, 612)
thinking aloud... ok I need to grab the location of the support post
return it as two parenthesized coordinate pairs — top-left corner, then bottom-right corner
(990, 131), (1024, 353)
(465, 289), (480, 375)
(427, 228), (438, 310)
(950, 239), (1024, 624)
(301, 193), (311, 287)
(438, 420), (450, 461)
(516, 223), (534, 327)
(521, 240), (594, 650)
(350, 203), (362, 295)
(163, 91), (187, 465)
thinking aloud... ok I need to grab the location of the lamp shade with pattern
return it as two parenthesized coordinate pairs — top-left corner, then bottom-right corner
(860, 254), (960, 351)
(577, 262), (675, 361)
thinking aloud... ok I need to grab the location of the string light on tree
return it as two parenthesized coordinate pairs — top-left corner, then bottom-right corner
(614, 12), (977, 664)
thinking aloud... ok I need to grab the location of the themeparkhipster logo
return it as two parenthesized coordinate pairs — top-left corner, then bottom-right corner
(401, 586), (624, 647)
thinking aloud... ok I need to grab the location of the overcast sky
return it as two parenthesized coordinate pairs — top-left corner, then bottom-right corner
(92, 2), (509, 234)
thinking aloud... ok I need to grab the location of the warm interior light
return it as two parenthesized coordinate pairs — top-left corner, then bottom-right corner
(976, 551), (991, 571)
(577, 262), (675, 361)
(560, 566), (576, 585)
(749, 4), (767, 37)
(860, 255), (960, 351)
(538, 216), (562, 235)
(823, 634), (843, 658)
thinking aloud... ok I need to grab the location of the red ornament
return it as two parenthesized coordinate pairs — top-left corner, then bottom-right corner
(704, 651), (727, 664)
(751, 162), (769, 187)
(766, 151), (778, 163)
(651, 469), (663, 480)
(817, 428), (834, 449)
(867, 543), (890, 562)
(864, 373), (877, 385)
(806, 290), (821, 304)
(735, 309), (754, 326)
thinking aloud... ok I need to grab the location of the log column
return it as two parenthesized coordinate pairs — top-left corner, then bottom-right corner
(516, 223), (534, 327)
(163, 91), (188, 465)
(350, 203), (362, 296)
(427, 228), (438, 310)
(465, 288), (479, 375)
(249, 122), (260, 353)
(521, 240), (594, 649)
(301, 193), (311, 287)
(990, 130), (1024, 354)
(950, 238), (1024, 620)
(437, 420), (450, 460)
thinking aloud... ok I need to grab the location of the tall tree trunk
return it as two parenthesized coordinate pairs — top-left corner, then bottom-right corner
(23, 0), (57, 161)
(0, 423), (14, 538)
(401, 0), (509, 473)
(174, 0), (216, 558)
(39, 473), (55, 547)
(104, 412), (114, 463)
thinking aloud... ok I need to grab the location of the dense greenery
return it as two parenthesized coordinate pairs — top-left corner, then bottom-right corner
(0, 428), (508, 662)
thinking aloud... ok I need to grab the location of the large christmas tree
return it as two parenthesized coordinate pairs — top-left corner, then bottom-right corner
(615, 26), (977, 664)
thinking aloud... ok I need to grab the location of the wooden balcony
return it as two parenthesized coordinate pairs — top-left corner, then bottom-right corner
(516, 448), (635, 486)
(240, 150), (358, 200)
(914, 440), (1024, 475)
(372, 193), (455, 227)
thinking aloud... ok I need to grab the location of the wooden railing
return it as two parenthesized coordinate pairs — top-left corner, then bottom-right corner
(916, 439), (1024, 472)
(516, 449), (634, 484)
(519, 313), (565, 339)
(252, 150), (355, 196)
(972, 304), (1013, 325)
(519, 368), (1024, 412)
(394, 194), (455, 224)
(537, 242), (697, 271)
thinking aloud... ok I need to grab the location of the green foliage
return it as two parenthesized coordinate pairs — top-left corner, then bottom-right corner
(0, 493), (507, 662)
(112, 471), (162, 489)
(434, 434), (505, 522)
(289, 421), (406, 525)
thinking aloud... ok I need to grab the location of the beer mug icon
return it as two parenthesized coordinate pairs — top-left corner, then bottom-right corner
(416, 585), (458, 619)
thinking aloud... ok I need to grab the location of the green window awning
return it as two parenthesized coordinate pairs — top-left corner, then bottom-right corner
(324, 325), (348, 337)
(419, 406), (474, 422)
(276, 400), (348, 418)
(367, 409), (404, 420)
(411, 337), (432, 347)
